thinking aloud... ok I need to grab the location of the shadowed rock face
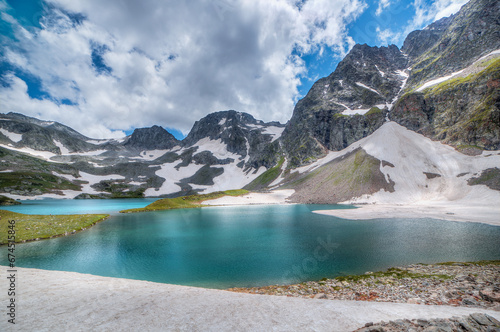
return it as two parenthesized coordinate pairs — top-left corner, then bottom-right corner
(390, 62), (500, 150)
(124, 125), (179, 150)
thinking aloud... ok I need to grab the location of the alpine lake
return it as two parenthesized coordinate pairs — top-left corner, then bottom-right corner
(1, 199), (499, 289)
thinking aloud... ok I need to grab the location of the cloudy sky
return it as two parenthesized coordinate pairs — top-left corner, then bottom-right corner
(0, 0), (468, 139)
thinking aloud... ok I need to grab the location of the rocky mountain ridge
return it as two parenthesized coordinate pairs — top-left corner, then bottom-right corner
(0, 110), (284, 198)
(0, 0), (499, 202)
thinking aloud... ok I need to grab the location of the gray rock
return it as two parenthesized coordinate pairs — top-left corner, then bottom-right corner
(313, 293), (327, 299)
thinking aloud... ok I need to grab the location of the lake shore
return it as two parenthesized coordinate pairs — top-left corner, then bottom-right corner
(7, 265), (500, 331)
(229, 261), (500, 311)
(202, 189), (500, 227)
(313, 202), (500, 227)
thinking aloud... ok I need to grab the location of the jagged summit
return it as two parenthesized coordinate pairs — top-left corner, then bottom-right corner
(183, 110), (284, 158)
(281, 43), (408, 167)
(124, 125), (179, 150)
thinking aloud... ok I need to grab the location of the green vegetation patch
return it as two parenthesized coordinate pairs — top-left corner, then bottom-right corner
(436, 260), (500, 266)
(335, 267), (453, 283)
(365, 106), (382, 117)
(120, 189), (249, 213)
(0, 171), (80, 195)
(0, 210), (108, 244)
(244, 157), (285, 191)
(0, 195), (21, 206)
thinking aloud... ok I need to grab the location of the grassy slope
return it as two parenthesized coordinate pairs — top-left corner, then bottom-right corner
(244, 157), (285, 191)
(120, 189), (249, 213)
(283, 148), (393, 204)
(0, 210), (108, 244)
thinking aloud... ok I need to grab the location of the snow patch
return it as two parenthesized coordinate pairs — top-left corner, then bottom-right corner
(129, 150), (171, 161)
(269, 158), (288, 188)
(144, 163), (204, 196)
(342, 108), (370, 116)
(375, 65), (385, 77)
(193, 138), (241, 159)
(245, 123), (264, 130)
(262, 126), (285, 142)
(416, 69), (465, 92)
(395, 70), (409, 78)
(355, 82), (382, 96)
(0, 128), (23, 143)
(203, 164), (267, 194)
(51, 171), (126, 196)
(53, 140), (70, 154)
(203, 189), (295, 206)
(127, 181), (146, 186)
(294, 121), (500, 210)
(86, 139), (116, 145)
(0, 144), (57, 160)
(71, 149), (108, 157)
(476, 48), (500, 63)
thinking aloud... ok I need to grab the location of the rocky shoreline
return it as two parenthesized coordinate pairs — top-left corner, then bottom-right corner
(229, 261), (500, 311)
(355, 313), (500, 332)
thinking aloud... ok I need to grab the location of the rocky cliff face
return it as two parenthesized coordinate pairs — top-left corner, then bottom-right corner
(281, 44), (408, 167)
(402, 0), (500, 91)
(391, 0), (500, 150)
(391, 57), (500, 150)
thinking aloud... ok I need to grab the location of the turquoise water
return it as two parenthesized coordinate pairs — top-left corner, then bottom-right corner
(1, 201), (499, 289)
(1, 198), (158, 215)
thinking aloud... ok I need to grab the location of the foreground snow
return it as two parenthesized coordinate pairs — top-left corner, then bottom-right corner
(9, 267), (500, 331)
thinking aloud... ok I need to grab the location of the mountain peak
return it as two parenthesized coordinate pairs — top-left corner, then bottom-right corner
(124, 125), (179, 150)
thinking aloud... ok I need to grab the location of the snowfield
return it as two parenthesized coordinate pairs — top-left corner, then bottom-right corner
(302, 122), (500, 225)
(0, 128), (23, 142)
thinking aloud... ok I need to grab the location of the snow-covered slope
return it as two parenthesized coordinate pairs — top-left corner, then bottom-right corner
(351, 122), (500, 204)
(283, 122), (500, 207)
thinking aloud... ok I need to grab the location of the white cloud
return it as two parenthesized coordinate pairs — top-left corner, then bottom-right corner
(373, 0), (468, 49)
(432, 0), (469, 20)
(0, 0), (366, 138)
(0, 74), (126, 138)
(375, 0), (391, 16)
(409, 0), (468, 32)
(376, 26), (401, 45)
